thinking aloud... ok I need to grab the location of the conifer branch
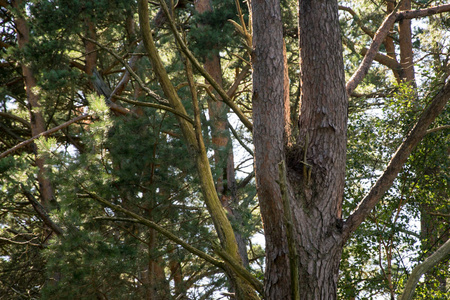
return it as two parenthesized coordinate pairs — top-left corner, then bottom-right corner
(22, 190), (64, 236)
(0, 112), (31, 128)
(343, 78), (450, 241)
(81, 36), (170, 105)
(212, 243), (264, 295)
(83, 189), (226, 270)
(156, 0), (253, 132)
(112, 95), (194, 124)
(0, 114), (90, 159)
(346, 0), (405, 95)
(396, 4), (450, 20)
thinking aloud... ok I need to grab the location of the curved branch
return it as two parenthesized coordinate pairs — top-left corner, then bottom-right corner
(0, 112), (31, 128)
(426, 125), (450, 134)
(0, 114), (90, 159)
(339, 5), (375, 38)
(399, 238), (450, 300)
(346, 1), (405, 95)
(343, 78), (450, 241)
(83, 190), (225, 269)
(156, 0), (253, 132)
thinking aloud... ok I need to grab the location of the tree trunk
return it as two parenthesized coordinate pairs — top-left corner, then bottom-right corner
(12, 0), (55, 208)
(252, 0), (347, 298)
(291, 1), (347, 298)
(398, 0), (415, 83)
(251, 0), (290, 298)
(194, 0), (250, 268)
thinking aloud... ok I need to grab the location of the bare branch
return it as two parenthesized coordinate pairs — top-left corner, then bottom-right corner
(396, 4), (450, 20)
(346, 1), (405, 95)
(343, 78), (450, 241)
(113, 95), (194, 124)
(346, 2), (450, 95)
(23, 190), (64, 236)
(426, 125), (450, 134)
(0, 114), (90, 159)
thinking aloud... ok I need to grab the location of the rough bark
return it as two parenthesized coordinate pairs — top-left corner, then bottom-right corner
(292, 1), (348, 298)
(251, 0), (290, 298)
(84, 20), (97, 76)
(385, 1), (401, 82)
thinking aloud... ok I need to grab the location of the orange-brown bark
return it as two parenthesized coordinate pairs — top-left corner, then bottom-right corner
(12, 0), (55, 207)
(398, 0), (415, 83)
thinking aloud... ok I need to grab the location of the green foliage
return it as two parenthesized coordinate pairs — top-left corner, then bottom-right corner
(188, 0), (246, 60)
(1, 0), (449, 298)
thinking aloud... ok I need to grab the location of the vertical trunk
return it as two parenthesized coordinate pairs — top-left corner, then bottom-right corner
(194, 0), (249, 268)
(12, 0), (54, 207)
(292, 1), (347, 298)
(251, 0), (290, 298)
(385, 1), (401, 82)
(252, 0), (347, 298)
(138, 2), (259, 298)
(84, 20), (98, 76)
(398, 0), (415, 83)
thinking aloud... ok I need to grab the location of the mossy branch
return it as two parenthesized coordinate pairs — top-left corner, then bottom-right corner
(113, 95), (194, 124)
(278, 160), (300, 300)
(156, 0), (253, 132)
(83, 189), (225, 269)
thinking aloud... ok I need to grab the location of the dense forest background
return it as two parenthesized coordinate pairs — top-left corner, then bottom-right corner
(0, 0), (449, 299)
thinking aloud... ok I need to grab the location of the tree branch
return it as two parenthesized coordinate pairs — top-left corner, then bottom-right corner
(426, 125), (450, 134)
(343, 78), (450, 241)
(399, 238), (450, 300)
(113, 95), (194, 124)
(0, 114), (90, 159)
(346, 1), (405, 95)
(396, 4), (450, 20)
(339, 5), (375, 38)
(156, 0), (253, 132)
(82, 36), (170, 105)
(212, 243), (264, 295)
(23, 190), (64, 236)
(83, 190), (225, 269)
(0, 112), (31, 128)
(343, 38), (402, 71)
